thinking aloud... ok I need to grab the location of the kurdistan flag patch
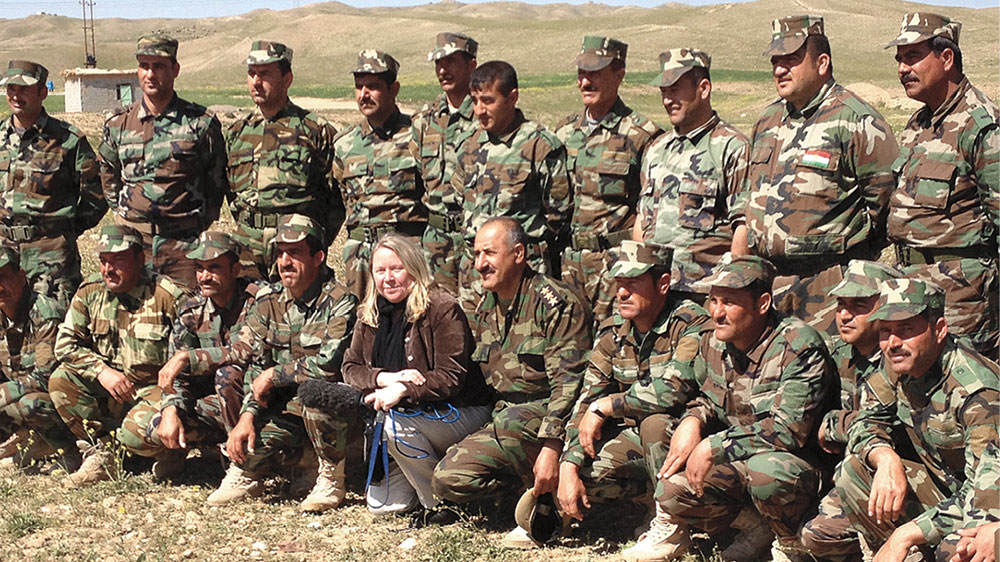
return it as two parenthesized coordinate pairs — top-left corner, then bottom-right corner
(802, 149), (833, 169)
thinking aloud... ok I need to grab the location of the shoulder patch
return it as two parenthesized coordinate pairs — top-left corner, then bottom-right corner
(537, 283), (566, 311)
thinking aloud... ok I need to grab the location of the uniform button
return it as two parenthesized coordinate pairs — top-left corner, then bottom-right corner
(405, 337), (410, 343)
(407, 355), (414, 361)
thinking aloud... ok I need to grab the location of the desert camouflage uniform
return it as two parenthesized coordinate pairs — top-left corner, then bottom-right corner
(935, 440), (1000, 561)
(554, 98), (662, 323)
(432, 270), (591, 502)
(0, 110), (107, 307)
(226, 102), (342, 279)
(454, 111), (572, 315)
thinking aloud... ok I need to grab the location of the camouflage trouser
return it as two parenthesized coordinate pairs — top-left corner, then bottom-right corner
(800, 486), (864, 561)
(232, 222), (278, 282)
(902, 258), (999, 359)
(421, 224), (461, 297)
(456, 240), (552, 318)
(657, 451), (823, 540)
(561, 247), (617, 327)
(47, 367), (154, 441)
(215, 365), (247, 433)
(234, 397), (311, 473)
(9, 233), (83, 310)
(576, 423), (651, 505)
(300, 403), (363, 466)
(835, 453), (945, 554)
(772, 263), (845, 338)
(432, 400), (550, 503)
(117, 386), (226, 457)
(0, 378), (75, 451)
(114, 215), (200, 289)
(638, 413), (680, 497)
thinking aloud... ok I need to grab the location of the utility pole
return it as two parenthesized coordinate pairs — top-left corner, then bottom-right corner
(82, 0), (97, 68)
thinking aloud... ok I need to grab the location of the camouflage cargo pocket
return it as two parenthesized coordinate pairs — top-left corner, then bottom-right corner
(910, 160), (955, 209)
(678, 178), (719, 231)
(596, 151), (631, 198)
(156, 138), (199, 180)
(28, 150), (68, 195)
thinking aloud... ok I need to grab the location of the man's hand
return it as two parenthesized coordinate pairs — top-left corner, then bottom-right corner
(98, 367), (136, 403)
(251, 368), (275, 408)
(156, 405), (187, 449)
(556, 462), (590, 521)
(817, 423), (844, 455)
(578, 401), (607, 458)
(952, 522), (1000, 562)
(364, 382), (409, 411)
(376, 369), (425, 388)
(659, 416), (703, 480)
(532, 439), (562, 496)
(684, 438), (715, 498)
(873, 522), (925, 562)
(226, 413), (256, 465)
(868, 448), (908, 525)
(158, 351), (189, 394)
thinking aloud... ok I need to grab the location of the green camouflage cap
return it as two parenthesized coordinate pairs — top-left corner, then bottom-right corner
(697, 255), (776, 291)
(885, 12), (961, 49)
(136, 33), (179, 59)
(513, 488), (563, 545)
(574, 36), (627, 71)
(869, 278), (946, 322)
(0, 244), (19, 270)
(830, 260), (903, 298)
(96, 225), (143, 253)
(650, 48), (711, 87)
(427, 32), (478, 62)
(246, 40), (293, 65)
(610, 240), (673, 278)
(763, 15), (825, 57)
(274, 214), (325, 245)
(351, 49), (400, 75)
(186, 231), (241, 261)
(0, 60), (48, 87)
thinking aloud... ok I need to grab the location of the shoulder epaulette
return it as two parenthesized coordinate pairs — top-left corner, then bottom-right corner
(32, 293), (66, 321)
(554, 112), (582, 130)
(155, 275), (191, 301)
(841, 94), (873, 118)
(535, 278), (567, 311)
(970, 106), (998, 132)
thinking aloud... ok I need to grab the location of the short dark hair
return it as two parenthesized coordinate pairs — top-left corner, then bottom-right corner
(482, 216), (528, 250)
(608, 59), (625, 72)
(805, 35), (833, 74)
(470, 60), (518, 96)
(646, 265), (670, 282)
(743, 279), (771, 302)
(277, 59), (292, 76)
(305, 235), (324, 256)
(929, 35), (963, 75)
(687, 66), (710, 84)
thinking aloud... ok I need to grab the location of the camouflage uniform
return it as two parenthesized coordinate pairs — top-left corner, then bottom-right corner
(885, 14), (1000, 357)
(98, 34), (228, 288)
(638, 49), (749, 300)
(554, 37), (663, 323)
(935, 440), (1000, 561)
(432, 270), (591, 503)
(416, 33), (480, 295)
(744, 16), (898, 335)
(655, 256), (834, 541)
(333, 51), (427, 299)
(837, 279), (1000, 552)
(562, 241), (709, 504)
(0, 61), (108, 307)
(455, 111), (572, 315)
(226, 41), (343, 280)
(48, 226), (190, 445)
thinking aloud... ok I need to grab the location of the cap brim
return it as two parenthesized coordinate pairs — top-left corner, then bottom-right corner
(650, 67), (692, 88)
(762, 36), (807, 57)
(574, 52), (613, 71)
(610, 262), (653, 279)
(883, 33), (933, 49)
(868, 303), (926, 322)
(247, 56), (284, 65)
(428, 47), (463, 62)
(829, 279), (879, 299)
(0, 75), (38, 87)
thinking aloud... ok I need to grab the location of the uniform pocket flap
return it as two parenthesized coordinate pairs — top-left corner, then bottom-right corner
(596, 151), (631, 175)
(132, 323), (168, 340)
(916, 160), (957, 182)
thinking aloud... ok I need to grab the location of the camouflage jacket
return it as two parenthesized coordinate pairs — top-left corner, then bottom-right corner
(332, 108), (427, 229)
(562, 298), (709, 466)
(960, 440), (999, 526)
(471, 269), (591, 441)
(236, 266), (358, 417)
(413, 94), (478, 219)
(0, 111), (107, 234)
(455, 110), (572, 245)
(0, 288), (63, 389)
(889, 77), (1000, 251)
(638, 113), (750, 292)
(553, 98), (662, 243)
(820, 339), (880, 446)
(170, 277), (259, 377)
(743, 80), (898, 261)
(848, 337), (1000, 544)
(54, 272), (191, 384)
(97, 94), (228, 227)
(684, 311), (833, 464)
(225, 101), (344, 235)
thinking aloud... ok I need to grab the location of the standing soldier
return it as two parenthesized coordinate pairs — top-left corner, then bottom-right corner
(634, 48), (750, 304)
(554, 36), (662, 323)
(415, 32), (479, 295)
(454, 61), (572, 315)
(333, 50), (427, 300)
(226, 40), (342, 280)
(98, 34), (228, 288)
(743, 16), (898, 334)
(886, 13), (999, 358)
(0, 60), (107, 307)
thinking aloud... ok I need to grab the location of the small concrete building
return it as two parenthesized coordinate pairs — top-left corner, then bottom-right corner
(62, 68), (138, 113)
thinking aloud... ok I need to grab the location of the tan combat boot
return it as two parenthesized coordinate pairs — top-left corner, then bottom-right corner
(0, 430), (27, 459)
(300, 458), (346, 513)
(0, 431), (55, 472)
(62, 442), (115, 488)
(207, 464), (263, 506)
(621, 504), (692, 562)
(769, 537), (814, 562)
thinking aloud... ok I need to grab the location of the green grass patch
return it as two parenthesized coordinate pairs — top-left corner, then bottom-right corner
(3, 510), (48, 538)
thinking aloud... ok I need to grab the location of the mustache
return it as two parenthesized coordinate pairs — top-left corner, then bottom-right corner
(900, 73), (918, 85)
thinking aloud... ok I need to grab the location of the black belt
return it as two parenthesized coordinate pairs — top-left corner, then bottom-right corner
(571, 228), (631, 251)
(427, 212), (462, 233)
(0, 219), (74, 242)
(347, 222), (426, 244)
(896, 245), (991, 266)
(237, 206), (314, 230)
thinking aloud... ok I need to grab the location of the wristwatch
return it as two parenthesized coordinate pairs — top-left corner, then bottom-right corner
(588, 401), (607, 419)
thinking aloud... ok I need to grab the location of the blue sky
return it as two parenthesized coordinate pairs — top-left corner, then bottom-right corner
(0, 0), (995, 20)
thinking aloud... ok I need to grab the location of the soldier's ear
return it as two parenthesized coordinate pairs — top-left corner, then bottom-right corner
(756, 291), (772, 315)
(508, 88), (519, 105)
(390, 81), (401, 98)
(932, 315), (948, 345)
(939, 48), (955, 74)
(815, 52), (831, 76)
(655, 273), (671, 296)
(697, 78), (711, 101)
(512, 242), (526, 264)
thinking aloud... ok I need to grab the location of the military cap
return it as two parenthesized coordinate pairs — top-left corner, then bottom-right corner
(610, 240), (673, 278)
(274, 214), (325, 245)
(136, 33), (179, 59)
(763, 15), (825, 57)
(869, 278), (946, 322)
(698, 255), (777, 291)
(0, 60), (48, 87)
(830, 260), (903, 299)
(650, 48), (711, 88)
(513, 488), (563, 545)
(246, 40), (293, 66)
(96, 225), (143, 253)
(0, 244), (19, 270)
(186, 231), (241, 261)
(352, 49), (400, 75)
(574, 36), (627, 71)
(427, 32), (478, 62)
(885, 12), (961, 49)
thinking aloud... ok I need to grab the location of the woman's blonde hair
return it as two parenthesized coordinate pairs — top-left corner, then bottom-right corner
(359, 233), (432, 327)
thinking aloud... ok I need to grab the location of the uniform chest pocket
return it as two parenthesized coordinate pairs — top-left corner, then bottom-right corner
(265, 144), (311, 189)
(90, 319), (116, 359)
(496, 163), (534, 212)
(386, 155), (420, 194)
(678, 178), (720, 231)
(612, 362), (641, 386)
(156, 138), (199, 180)
(339, 158), (371, 202)
(27, 154), (67, 195)
(908, 160), (955, 210)
(226, 150), (255, 192)
(516, 336), (547, 381)
(595, 151), (631, 198)
(749, 140), (774, 165)
(124, 323), (169, 367)
(747, 379), (780, 415)
(794, 149), (841, 199)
